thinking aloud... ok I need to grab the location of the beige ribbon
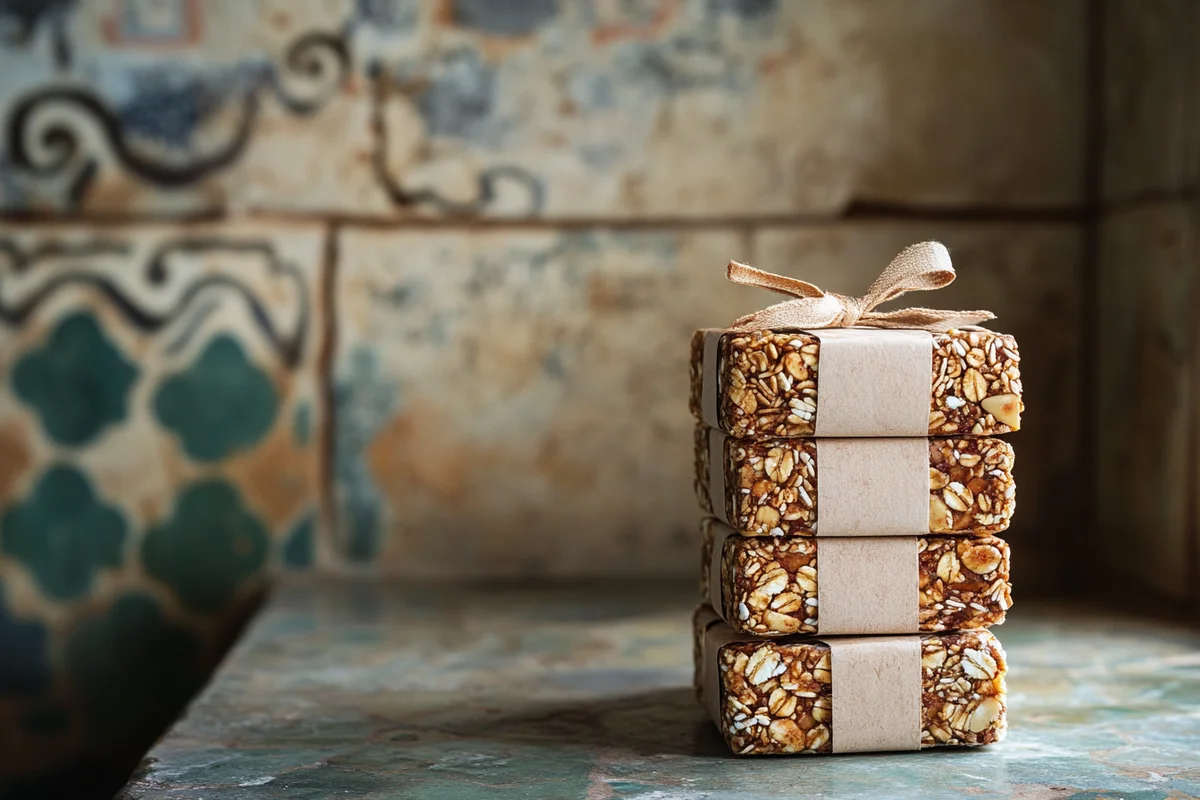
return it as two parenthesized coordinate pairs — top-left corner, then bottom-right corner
(728, 241), (995, 332)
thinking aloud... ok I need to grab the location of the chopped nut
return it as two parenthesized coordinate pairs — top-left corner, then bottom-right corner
(981, 394), (1021, 429)
(930, 495), (953, 531)
(966, 696), (1002, 732)
(756, 506), (781, 527)
(756, 567), (788, 597)
(943, 482), (974, 512)
(961, 544), (1002, 575)
(765, 447), (795, 482)
(936, 550), (962, 584)
(929, 468), (950, 491)
(961, 648), (998, 680)
(782, 351), (808, 380)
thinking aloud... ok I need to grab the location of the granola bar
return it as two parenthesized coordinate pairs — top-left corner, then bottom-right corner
(693, 607), (1008, 755)
(699, 519), (1012, 637)
(689, 328), (1022, 438)
(695, 427), (1016, 537)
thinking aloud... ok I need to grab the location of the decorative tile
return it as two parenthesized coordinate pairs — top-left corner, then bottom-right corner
(2, 464), (128, 601)
(0, 0), (1086, 218)
(1103, 0), (1200, 202)
(1096, 202), (1197, 600)
(0, 221), (325, 786)
(0, 0), (366, 216)
(329, 0), (1089, 215)
(333, 223), (1081, 579)
(0, 582), (51, 695)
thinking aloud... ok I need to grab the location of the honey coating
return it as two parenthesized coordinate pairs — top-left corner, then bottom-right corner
(694, 430), (1016, 538)
(698, 519), (1012, 637)
(689, 328), (1023, 438)
(693, 609), (1008, 755)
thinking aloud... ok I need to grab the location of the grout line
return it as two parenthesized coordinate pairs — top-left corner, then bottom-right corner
(838, 200), (1085, 223)
(191, 204), (1091, 227)
(0, 207), (1089, 230)
(0, 210), (229, 225)
(1189, 120), (1200, 611)
(316, 222), (341, 572)
(1080, 0), (1105, 594)
(1187, 206), (1200, 611)
(1190, 16), (1200, 614)
(1100, 186), (1200, 213)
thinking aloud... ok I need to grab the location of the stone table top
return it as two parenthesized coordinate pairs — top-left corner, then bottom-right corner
(119, 579), (1200, 800)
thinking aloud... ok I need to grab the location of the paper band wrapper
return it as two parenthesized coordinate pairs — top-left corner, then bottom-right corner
(699, 609), (923, 754)
(707, 522), (919, 635)
(701, 328), (934, 437)
(706, 428), (930, 537)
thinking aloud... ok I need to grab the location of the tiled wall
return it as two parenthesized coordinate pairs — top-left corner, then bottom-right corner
(0, 0), (1102, 790)
(1095, 0), (1200, 606)
(1, 0), (1084, 218)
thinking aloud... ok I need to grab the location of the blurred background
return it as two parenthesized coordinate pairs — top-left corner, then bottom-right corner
(0, 0), (1195, 795)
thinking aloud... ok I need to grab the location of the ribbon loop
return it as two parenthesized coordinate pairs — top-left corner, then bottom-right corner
(728, 241), (995, 332)
(727, 260), (825, 299)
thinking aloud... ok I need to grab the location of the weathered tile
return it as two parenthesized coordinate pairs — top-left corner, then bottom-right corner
(754, 225), (1082, 589)
(359, 0), (1087, 217)
(332, 227), (754, 572)
(1103, 0), (1200, 202)
(1097, 202), (1198, 601)
(0, 0), (373, 216)
(0, 221), (324, 785)
(0, 0), (1085, 218)
(334, 223), (1080, 579)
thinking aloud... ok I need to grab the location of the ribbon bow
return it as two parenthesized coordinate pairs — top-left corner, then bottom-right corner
(727, 241), (995, 332)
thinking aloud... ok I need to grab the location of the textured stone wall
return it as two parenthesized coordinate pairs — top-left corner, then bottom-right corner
(0, 0), (1097, 790)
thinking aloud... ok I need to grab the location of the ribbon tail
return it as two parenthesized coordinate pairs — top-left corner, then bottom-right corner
(727, 261), (826, 300)
(729, 295), (845, 331)
(860, 307), (996, 331)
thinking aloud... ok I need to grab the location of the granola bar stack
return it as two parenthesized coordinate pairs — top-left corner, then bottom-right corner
(688, 252), (1021, 755)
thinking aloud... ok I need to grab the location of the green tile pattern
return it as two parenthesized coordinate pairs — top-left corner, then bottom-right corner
(13, 313), (138, 447)
(0, 224), (324, 798)
(141, 480), (270, 612)
(2, 465), (126, 600)
(153, 335), (279, 462)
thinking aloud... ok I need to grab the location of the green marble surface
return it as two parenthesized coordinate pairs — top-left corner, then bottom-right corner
(119, 580), (1200, 800)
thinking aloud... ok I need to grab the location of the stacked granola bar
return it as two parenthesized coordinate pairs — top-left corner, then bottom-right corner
(689, 326), (1021, 755)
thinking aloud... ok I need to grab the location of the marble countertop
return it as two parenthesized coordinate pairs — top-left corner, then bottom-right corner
(119, 579), (1200, 800)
